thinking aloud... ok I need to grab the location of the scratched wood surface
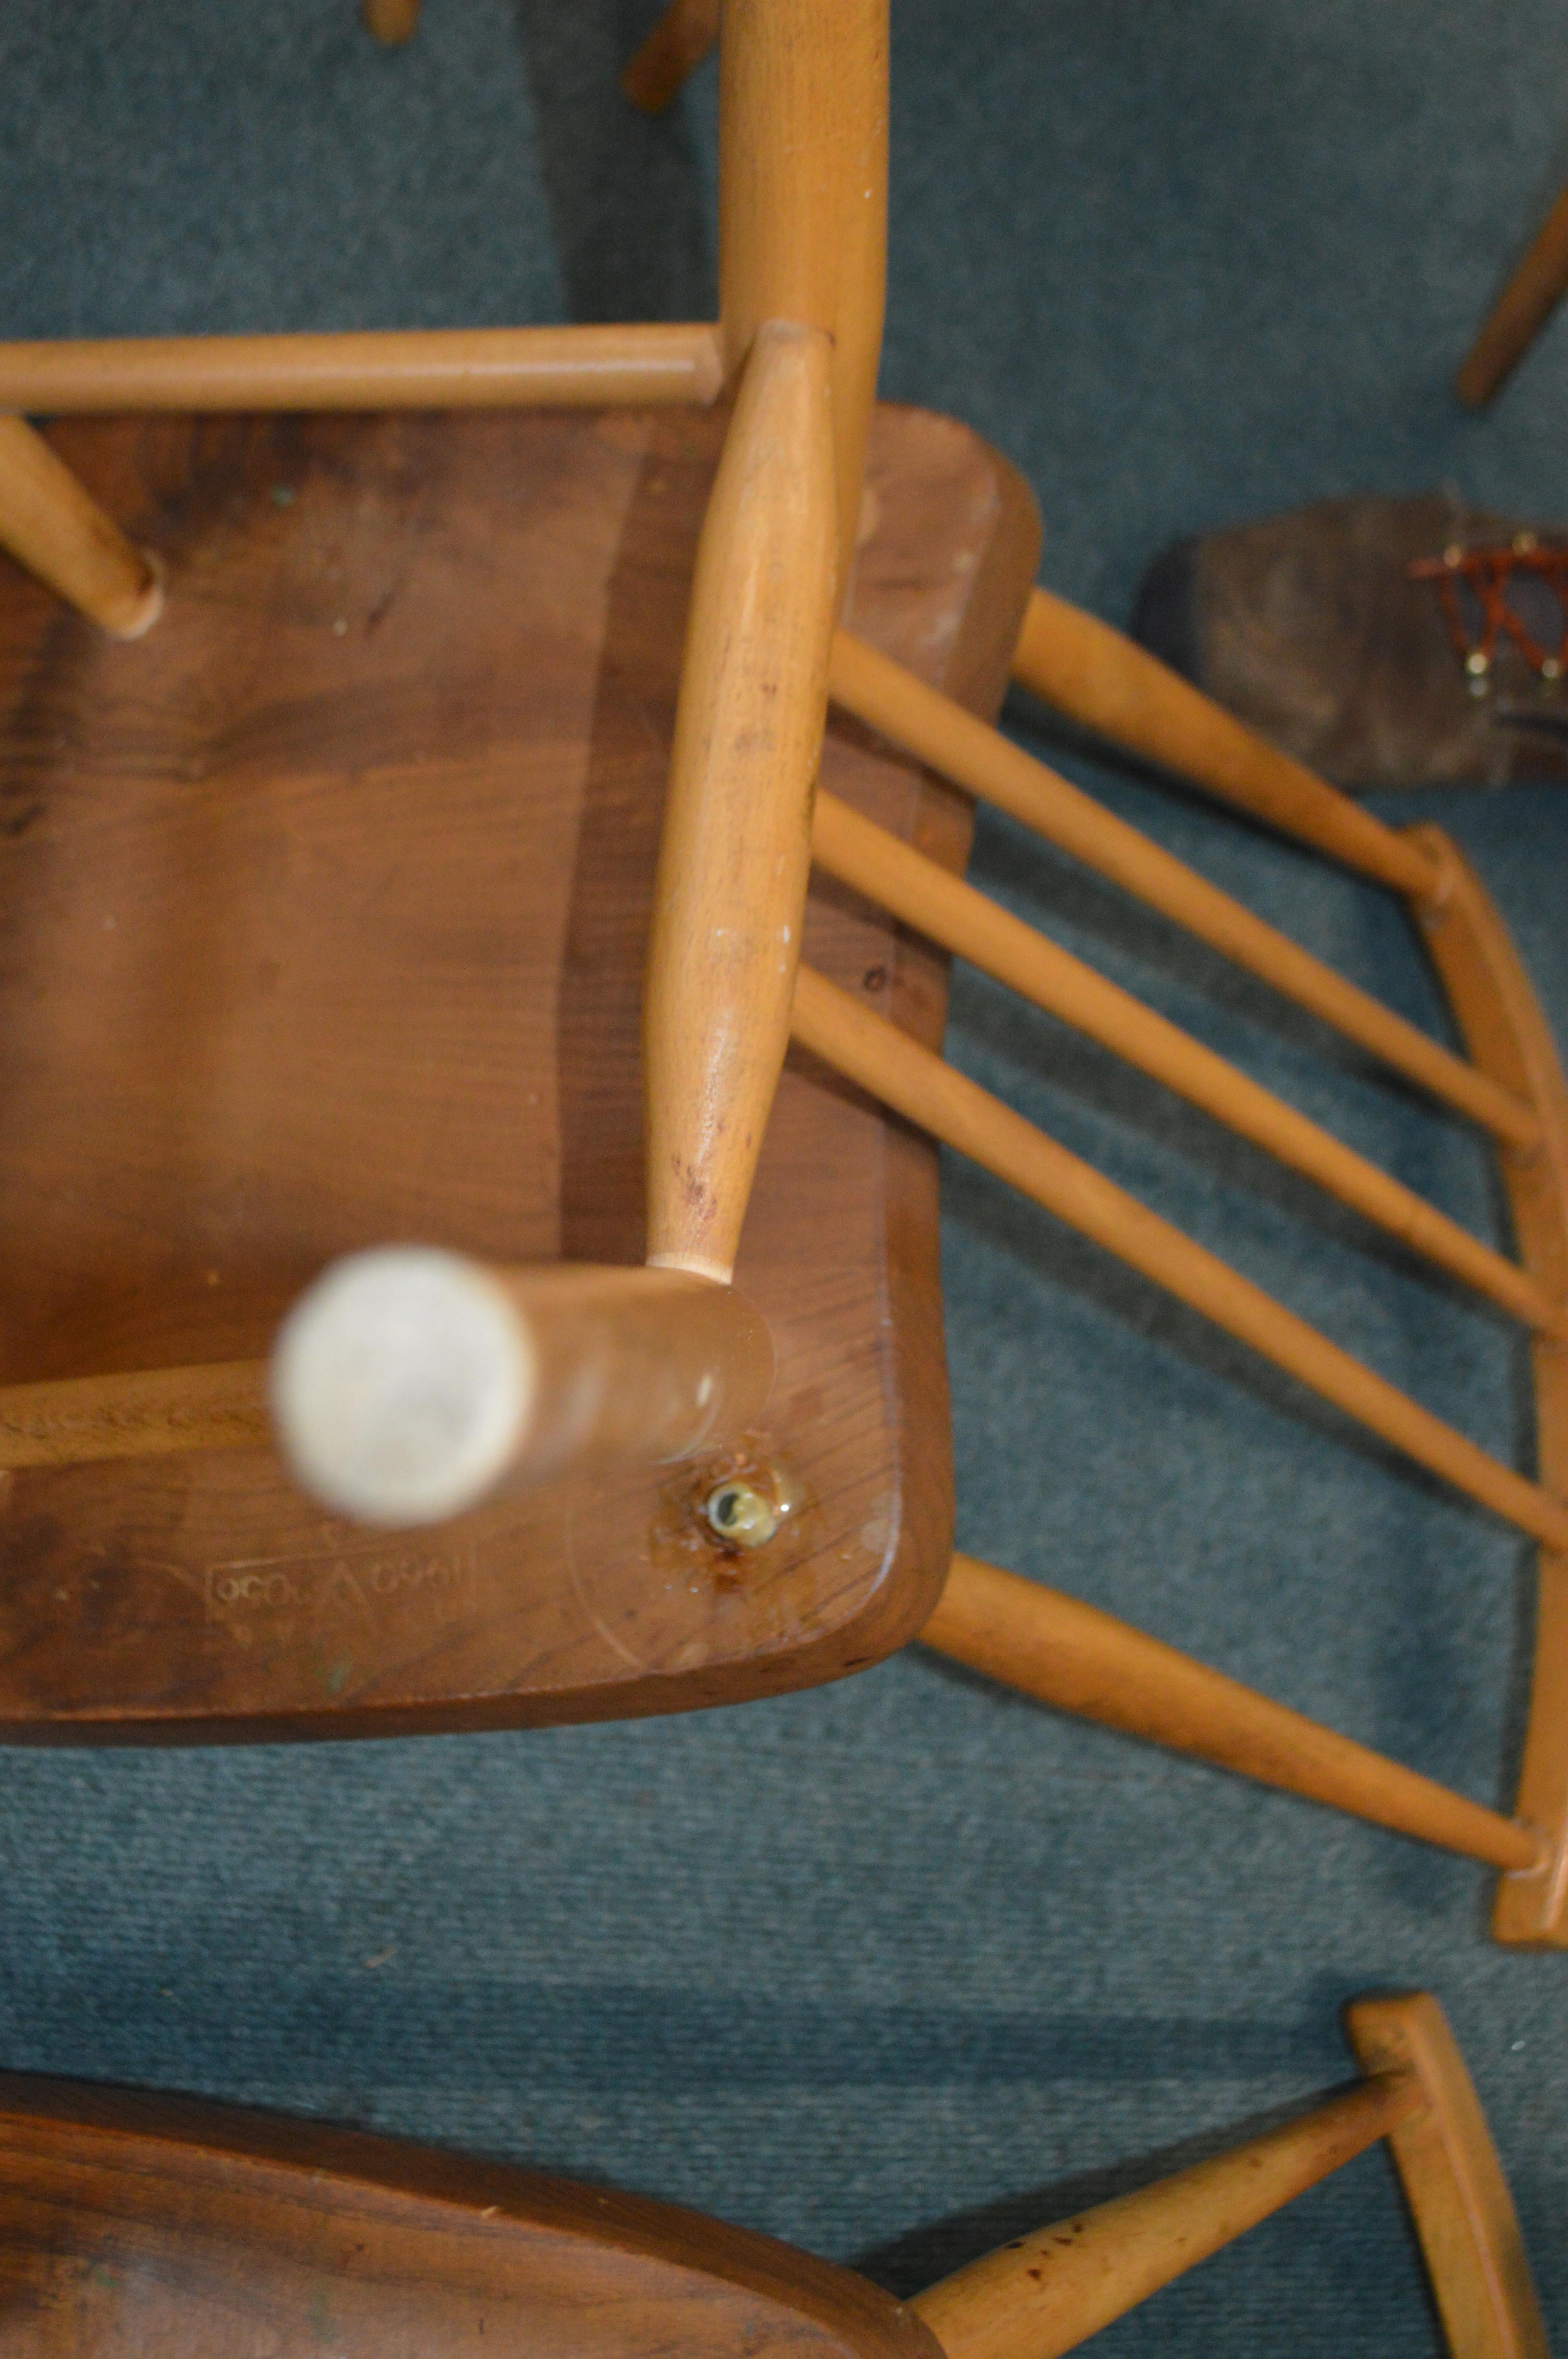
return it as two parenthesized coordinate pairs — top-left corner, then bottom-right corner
(0, 401), (1039, 1738)
(0, 2074), (946, 2359)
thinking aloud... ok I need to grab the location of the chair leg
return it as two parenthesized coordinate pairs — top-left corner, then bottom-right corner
(921, 1554), (1541, 1876)
(1457, 180), (1568, 407)
(272, 1254), (775, 1525)
(911, 2070), (1421, 2359)
(0, 415), (161, 636)
(1344, 1995), (1550, 2359)
(621, 0), (720, 113)
(362, 0), (421, 42)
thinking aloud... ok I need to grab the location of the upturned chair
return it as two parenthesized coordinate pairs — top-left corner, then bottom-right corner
(0, 1), (1566, 1948)
(0, 1992), (1546, 2358)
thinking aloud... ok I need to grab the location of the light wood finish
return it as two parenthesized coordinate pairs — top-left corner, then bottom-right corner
(912, 2071), (1422, 2359)
(0, 1361), (269, 1473)
(0, 2075), (944, 2359)
(0, 1999), (1535, 2359)
(1411, 826), (1568, 1945)
(0, 324), (726, 412)
(719, 0), (887, 588)
(811, 789), (1564, 1338)
(644, 322), (838, 1282)
(922, 1553), (1541, 1874)
(1456, 182), (1568, 406)
(362, 0), (421, 38)
(273, 1254), (775, 1526)
(622, 0), (721, 113)
(0, 413), (161, 636)
(0, 402), (1037, 1741)
(1345, 1995), (1550, 2359)
(828, 631), (1537, 1149)
(790, 965), (1568, 1554)
(1012, 585), (1439, 898)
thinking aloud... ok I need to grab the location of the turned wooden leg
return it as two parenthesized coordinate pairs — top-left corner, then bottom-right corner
(0, 414), (161, 635)
(922, 1554), (1541, 1874)
(271, 1252), (774, 1525)
(912, 2071), (1422, 2359)
(1457, 180), (1568, 406)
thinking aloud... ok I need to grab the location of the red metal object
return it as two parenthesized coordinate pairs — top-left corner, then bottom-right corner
(1410, 536), (1568, 685)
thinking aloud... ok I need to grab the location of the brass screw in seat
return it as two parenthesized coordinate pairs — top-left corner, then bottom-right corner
(703, 1479), (780, 1548)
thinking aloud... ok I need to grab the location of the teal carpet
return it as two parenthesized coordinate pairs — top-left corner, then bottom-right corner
(1, 4), (1564, 2348)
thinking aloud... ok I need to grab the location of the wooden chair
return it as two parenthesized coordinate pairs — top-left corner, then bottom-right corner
(0, 1992), (1546, 2357)
(0, 0), (1039, 1734)
(1, 2), (1565, 1951)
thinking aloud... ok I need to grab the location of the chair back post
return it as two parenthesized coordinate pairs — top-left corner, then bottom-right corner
(718, 0), (889, 593)
(642, 0), (889, 1285)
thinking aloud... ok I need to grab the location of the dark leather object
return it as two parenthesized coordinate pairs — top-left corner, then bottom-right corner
(1132, 493), (1568, 791)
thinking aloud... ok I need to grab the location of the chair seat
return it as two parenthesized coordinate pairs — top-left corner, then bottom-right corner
(0, 2072), (939, 2359)
(0, 400), (1039, 1740)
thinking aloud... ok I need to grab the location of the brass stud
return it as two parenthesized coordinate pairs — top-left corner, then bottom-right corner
(702, 1478), (780, 1549)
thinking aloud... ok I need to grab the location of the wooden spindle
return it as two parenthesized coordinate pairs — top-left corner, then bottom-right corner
(1344, 1995), (1551, 2359)
(0, 1362), (269, 1472)
(922, 1554), (1541, 1875)
(812, 790), (1565, 1338)
(643, 320), (837, 1282)
(828, 631), (1537, 1148)
(790, 965), (1568, 1554)
(0, 415), (162, 636)
(0, 325), (726, 413)
(719, 0), (887, 588)
(1012, 586), (1441, 898)
(1456, 183), (1568, 408)
(912, 2071), (1423, 2359)
(621, 0), (720, 113)
(271, 1251), (775, 1528)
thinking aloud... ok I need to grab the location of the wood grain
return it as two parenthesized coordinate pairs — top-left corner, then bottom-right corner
(829, 630), (1538, 1148)
(810, 789), (1564, 1337)
(921, 1554), (1539, 1873)
(790, 967), (1568, 1555)
(0, 2074), (944, 2359)
(1409, 825), (1568, 1944)
(0, 1361), (269, 1472)
(1344, 1994), (1550, 2359)
(0, 400), (1039, 1741)
(644, 323), (837, 1281)
(0, 415), (161, 638)
(719, 0), (887, 586)
(1012, 585), (1438, 897)
(273, 1257), (776, 1523)
(0, 325), (726, 412)
(912, 2072), (1421, 2359)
